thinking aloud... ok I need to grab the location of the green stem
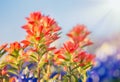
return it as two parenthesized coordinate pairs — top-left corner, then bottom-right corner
(37, 68), (40, 82)
(68, 67), (72, 82)
(18, 64), (21, 80)
(37, 55), (41, 82)
(71, 65), (80, 71)
(1, 78), (3, 82)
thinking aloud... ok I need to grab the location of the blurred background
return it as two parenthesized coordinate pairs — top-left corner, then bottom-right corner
(0, 0), (120, 82)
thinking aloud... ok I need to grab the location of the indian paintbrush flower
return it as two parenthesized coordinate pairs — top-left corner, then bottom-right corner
(0, 11), (95, 82)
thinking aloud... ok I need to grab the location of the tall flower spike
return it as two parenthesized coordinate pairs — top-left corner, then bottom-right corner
(67, 24), (90, 43)
(5, 41), (21, 54)
(22, 11), (61, 46)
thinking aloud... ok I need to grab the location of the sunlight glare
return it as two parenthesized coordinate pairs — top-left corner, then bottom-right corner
(108, 0), (120, 13)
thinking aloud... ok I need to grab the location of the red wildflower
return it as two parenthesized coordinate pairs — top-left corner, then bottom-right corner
(53, 25), (61, 32)
(22, 24), (31, 31)
(40, 16), (55, 28)
(5, 42), (21, 53)
(21, 40), (30, 48)
(47, 46), (56, 51)
(22, 11), (61, 47)
(51, 33), (60, 41)
(53, 49), (66, 65)
(67, 24), (90, 43)
(73, 51), (86, 62)
(54, 49), (66, 61)
(35, 36), (41, 41)
(26, 30), (34, 36)
(0, 43), (8, 50)
(12, 42), (21, 50)
(63, 41), (78, 53)
(57, 54), (66, 60)
(26, 12), (42, 25)
(85, 53), (95, 63)
(54, 49), (61, 54)
(73, 51), (95, 65)
(79, 63), (85, 66)
(81, 39), (93, 47)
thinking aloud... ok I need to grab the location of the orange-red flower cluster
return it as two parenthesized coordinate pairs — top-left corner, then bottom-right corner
(5, 41), (21, 54)
(73, 51), (95, 66)
(3, 41), (30, 63)
(54, 25), (95, 66)
(22, 12), (61, 47)
(67, 24), (93, 47)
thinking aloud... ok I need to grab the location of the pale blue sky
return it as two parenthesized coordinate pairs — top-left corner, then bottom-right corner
(0, 0), (120, 44)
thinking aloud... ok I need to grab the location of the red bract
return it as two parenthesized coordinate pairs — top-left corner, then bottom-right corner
(74, 51), (87, 61)
(21, 40), (30, 48)
(63, 41), (78, 53)
(5, 41), (21, 53)
(26, 12), (42, 26)
(73, 51), (95, 65)
(40, 16), (55, 27)
(67, 24), (90, 43)
(47, 46), (56, 51)
(53, 49), (66, 65)
(55, 49), (66, 60)
(44, 33), (60, 46)
(81, 39), (93, 48)
(0, 43), (8, 50)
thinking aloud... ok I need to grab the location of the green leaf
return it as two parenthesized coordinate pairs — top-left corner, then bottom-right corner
(38, 62), (45, 68)
(72, 74), (79, 82)
(1, 51), (6, 56)
(11, 50), (19, 58)
(63, 78), (68, 82)
(0, 51), (6, 58)
(83, 64), (92, 70)
(72, 65), (80, 72)
(30, 55), (38, 62)
(7, 69), (18, 76)
(9, 63), (18, 69)
(31, 53), (38, 59)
